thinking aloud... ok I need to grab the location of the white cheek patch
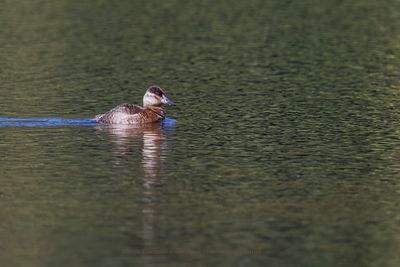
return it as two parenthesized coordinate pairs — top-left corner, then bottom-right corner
(144, 92), (162, 106)
(145, 92), (157, 98)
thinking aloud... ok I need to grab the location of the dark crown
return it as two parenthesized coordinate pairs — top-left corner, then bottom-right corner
(147, 86), (164, 97)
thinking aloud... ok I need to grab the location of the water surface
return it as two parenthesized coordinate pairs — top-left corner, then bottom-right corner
(1, 0), (400, 266)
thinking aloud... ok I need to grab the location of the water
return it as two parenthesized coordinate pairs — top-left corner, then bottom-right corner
(1, 0), (400, 266)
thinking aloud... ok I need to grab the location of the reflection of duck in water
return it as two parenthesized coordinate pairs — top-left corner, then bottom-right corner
(96, 122), (175, 248)
(95, 122), (173, 176)
(95, 86), (174, 124)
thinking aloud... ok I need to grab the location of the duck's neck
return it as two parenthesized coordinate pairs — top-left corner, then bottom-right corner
(147, 106), (165, 118)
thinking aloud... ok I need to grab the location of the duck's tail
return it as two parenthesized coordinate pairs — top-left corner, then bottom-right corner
(94, 114), (104, 121)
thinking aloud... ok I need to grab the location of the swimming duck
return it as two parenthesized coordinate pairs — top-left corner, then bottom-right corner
(95, 85), (174, 124)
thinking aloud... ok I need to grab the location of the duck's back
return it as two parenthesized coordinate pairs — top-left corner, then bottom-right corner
(95, 103), (164, 124)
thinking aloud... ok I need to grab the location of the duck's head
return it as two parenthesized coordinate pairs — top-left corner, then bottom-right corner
(143, 85), (174, 108)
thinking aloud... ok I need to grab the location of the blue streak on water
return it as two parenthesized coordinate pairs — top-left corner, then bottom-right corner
(162, 117), (177, 126)
(0, 117), (177, 127)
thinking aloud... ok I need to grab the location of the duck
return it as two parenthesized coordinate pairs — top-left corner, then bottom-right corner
(95, 85), (174, 124)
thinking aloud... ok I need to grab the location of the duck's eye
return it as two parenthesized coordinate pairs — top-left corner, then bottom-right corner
(155, 90), (163, 97)
(146, 92), (158, 98)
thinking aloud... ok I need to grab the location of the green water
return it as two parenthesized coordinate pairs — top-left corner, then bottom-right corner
(1, 0), (400, 266)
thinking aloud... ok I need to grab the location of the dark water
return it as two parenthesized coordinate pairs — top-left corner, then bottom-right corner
(1, 0), (400, 266)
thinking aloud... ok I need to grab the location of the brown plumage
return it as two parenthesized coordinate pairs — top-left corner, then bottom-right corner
(95, 86), (173, 124)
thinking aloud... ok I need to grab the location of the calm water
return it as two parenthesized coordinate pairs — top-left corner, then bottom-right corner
(1, 0), (400, 266)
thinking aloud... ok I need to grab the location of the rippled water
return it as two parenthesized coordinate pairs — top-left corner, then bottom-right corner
(1, 0), (400, 266)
